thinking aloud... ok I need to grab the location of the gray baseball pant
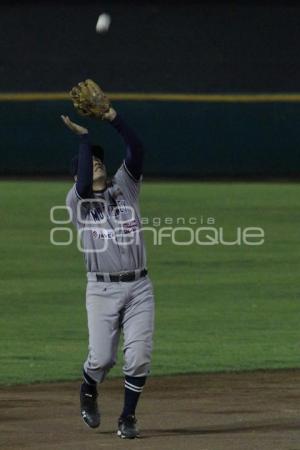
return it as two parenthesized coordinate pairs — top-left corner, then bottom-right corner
(83, 275), (155, 383)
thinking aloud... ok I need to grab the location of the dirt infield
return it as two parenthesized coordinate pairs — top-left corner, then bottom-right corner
(1, 370), (300, 450)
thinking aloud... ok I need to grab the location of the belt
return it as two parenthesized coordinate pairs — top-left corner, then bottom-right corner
(95, 268), (148, 282)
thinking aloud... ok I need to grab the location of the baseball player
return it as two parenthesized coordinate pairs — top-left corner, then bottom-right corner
(61, 80), (155, 439)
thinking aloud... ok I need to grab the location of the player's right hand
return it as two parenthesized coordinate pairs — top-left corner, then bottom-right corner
(102, 107), (117, 122)
(61, 115), (88, 135)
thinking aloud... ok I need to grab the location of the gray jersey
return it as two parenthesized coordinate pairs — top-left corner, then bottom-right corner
(66, 162), (147, 273)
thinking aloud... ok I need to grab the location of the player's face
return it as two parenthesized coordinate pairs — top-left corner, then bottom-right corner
(93, 157), (107, 182)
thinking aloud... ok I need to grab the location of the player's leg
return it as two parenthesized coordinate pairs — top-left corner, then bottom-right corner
(81, 281), (122, 428)
(118, 276), (155, 438)
(84, 281), (122, 382)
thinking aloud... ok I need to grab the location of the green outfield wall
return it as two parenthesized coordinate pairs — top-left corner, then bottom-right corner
(1, 98), (300, 177)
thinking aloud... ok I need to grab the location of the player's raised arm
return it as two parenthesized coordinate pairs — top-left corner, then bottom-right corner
(61, 115), (93, 198)
(67, 79), (144, 183)
(103, 108), (144, 181)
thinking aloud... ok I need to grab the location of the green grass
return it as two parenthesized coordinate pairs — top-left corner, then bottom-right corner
(0, 180), (300, 384)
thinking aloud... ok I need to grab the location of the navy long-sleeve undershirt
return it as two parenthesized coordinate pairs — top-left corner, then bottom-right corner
(76, 133), (93, 198)
(75, 114), (144, 198)
(110, 114), (144, 181)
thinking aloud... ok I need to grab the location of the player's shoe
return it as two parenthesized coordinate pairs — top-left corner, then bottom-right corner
(117, 414), (140, 439)
(80, 382), (100, 428)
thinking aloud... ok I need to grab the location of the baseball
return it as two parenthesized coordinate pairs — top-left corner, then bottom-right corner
(96, 13), (111, 33)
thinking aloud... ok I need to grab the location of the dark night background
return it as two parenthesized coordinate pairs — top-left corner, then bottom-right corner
(1, 1), (300, 92)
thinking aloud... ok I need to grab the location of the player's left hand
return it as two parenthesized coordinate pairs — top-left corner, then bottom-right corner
(61, 115), (88, 135)
(69, 79), (111, 120)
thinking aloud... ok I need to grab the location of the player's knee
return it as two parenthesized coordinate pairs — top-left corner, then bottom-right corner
(124, 342), (152, 377)
(96, 357), (116, 371)
(89, 352), (116, 372)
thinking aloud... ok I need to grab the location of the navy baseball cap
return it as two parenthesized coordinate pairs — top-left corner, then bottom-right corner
(70, 145), (105, 177)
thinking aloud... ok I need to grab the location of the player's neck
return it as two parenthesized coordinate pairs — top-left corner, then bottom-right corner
(93, 179), (107, 192)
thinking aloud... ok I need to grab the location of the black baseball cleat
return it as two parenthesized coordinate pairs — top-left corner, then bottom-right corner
(117, 414), (140, 439)
(80, 382), (100, 428)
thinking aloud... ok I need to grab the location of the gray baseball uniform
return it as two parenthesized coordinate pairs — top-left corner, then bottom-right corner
(66, 162), (155, 383)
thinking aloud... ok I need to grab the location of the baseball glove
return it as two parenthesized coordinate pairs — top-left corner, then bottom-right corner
(69, 79), (111, 119)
